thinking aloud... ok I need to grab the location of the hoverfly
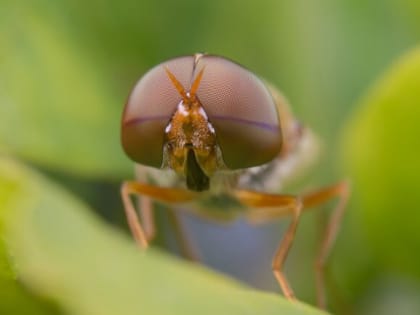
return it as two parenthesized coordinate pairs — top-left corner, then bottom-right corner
(120, 53), (349, 308)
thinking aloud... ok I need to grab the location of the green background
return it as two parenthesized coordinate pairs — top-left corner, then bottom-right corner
(1, 0), (420, 314)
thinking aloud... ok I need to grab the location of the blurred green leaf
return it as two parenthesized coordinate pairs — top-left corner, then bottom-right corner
(0, 5), (130, 179)
(0, 157), (328, 315)
(0, 244), (61, 315)
(341, 47), (420, 279)
(0, 168), (60, 315)
(358, 277), (420, 315)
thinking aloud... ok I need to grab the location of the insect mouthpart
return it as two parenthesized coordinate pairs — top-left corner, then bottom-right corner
(185, 147), (209, 191)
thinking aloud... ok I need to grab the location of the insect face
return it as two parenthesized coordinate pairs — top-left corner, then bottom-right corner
(121, 54), (283, 190)
(163, 68), (219, 191)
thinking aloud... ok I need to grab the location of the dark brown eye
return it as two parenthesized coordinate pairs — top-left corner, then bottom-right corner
(194, 56), (282, 169)
(121, 56), (195, 167)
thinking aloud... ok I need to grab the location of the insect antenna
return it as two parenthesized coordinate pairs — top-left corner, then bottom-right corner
(165, 67), (188, 99)
(190, 67), (205, 97)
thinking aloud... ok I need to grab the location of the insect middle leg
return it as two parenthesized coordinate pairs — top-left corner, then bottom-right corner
(302, 181), (350, 309)
(138, 196), (155, 243)
(166, 209), (200, 261)
(233, 181), (349, 308)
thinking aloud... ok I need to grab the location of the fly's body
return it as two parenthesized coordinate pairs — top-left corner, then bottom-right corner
(120, 53), (349, 309)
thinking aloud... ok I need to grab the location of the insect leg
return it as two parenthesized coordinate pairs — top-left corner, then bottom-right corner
(301, 181), (350, 309)
(233, 190), (303, 301)
(271, 198), (302, 301)
(138, 196), (155, 242)
(167, 209), (200, 261)
(121, 181), (197, 249)
(233, 181), (349, 307)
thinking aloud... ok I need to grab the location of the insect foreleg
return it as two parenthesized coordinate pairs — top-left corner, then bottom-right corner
(233, 190), (303, 301)
(121, 181), (197, 249)
(232, 181), (350, 308)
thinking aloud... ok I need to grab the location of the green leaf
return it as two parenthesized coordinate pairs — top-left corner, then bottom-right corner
(341, 47), (420, 279)
(0, 164), (61, 315)
(0, 5), (130, 179)
(0, 243), (61, 315)
(0, 157), (328, 315)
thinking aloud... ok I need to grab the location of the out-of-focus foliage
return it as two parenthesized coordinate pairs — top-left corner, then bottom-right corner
(0, 0), (419, 314)
(0, 157), (328, 315)
(342, 48), (420, 278)
(0, 3), (127, 178)
(0, 240), (61, 315)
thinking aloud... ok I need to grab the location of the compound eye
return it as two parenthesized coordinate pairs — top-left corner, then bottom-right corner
(195, 56), (282, 169)
(121, 56), (194, 167)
